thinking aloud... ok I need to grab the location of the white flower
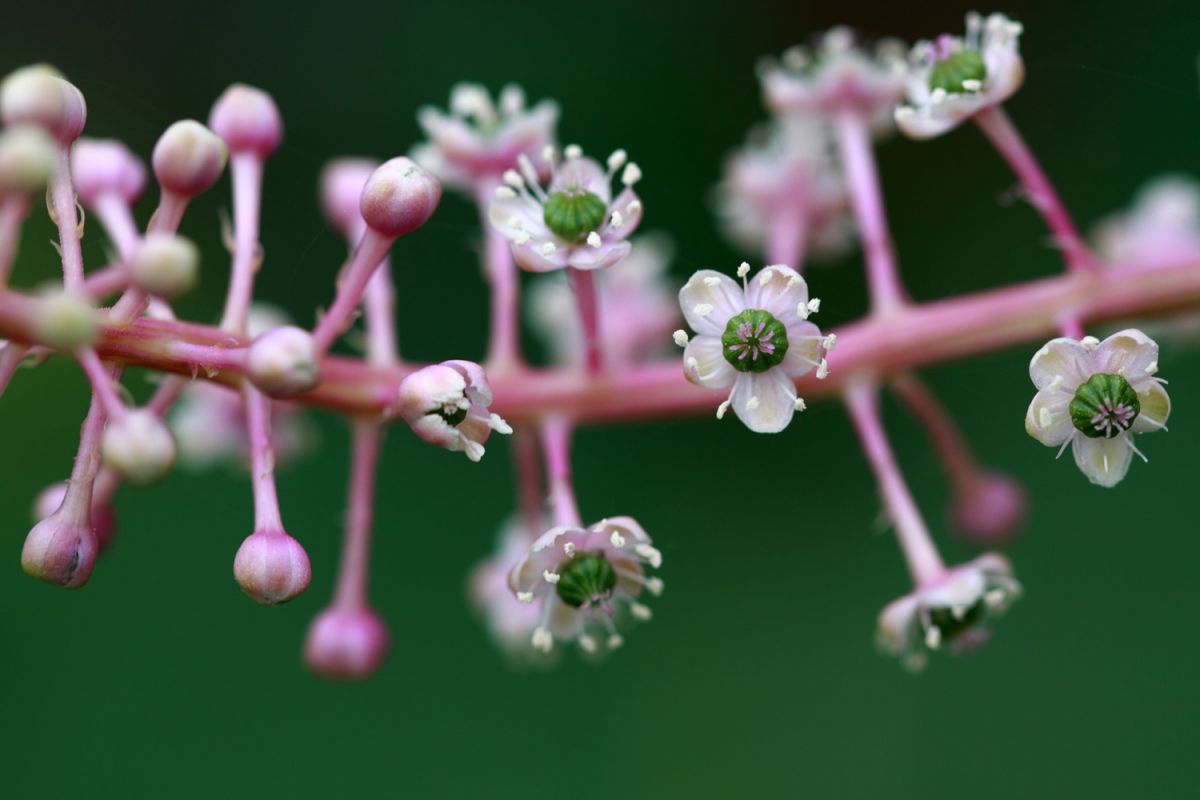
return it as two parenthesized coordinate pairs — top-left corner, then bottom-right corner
(1025, 329), (1170, 487)
(396, 360), (512, 462)
(527, 233), (679, 366)
(760, 27), (907, 132)
(487, 144), (642, 273)
(678, 263), (829, 433)
(1093, 176), (1200, 270)
(715, 119), (853, 262)
(411, 82), (558, 191)
(508, 517), (661, 655)
(877, 553), (1020, 672)
(895, 12), (1024, 139)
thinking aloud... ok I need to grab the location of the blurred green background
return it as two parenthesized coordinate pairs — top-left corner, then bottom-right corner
(3, 0), (1199, 797)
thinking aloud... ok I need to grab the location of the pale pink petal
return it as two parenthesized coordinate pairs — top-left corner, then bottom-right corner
(1029, 338), (1092, 391)
(1131, 381), (1170, 434)
(683, 335), (736, 390)
(1024, 389), (1074, 447)
(679, 270), (744, 336)
(781, 319), (823, 377)
(1092, 329), (1159, 383)
(1072, 436), (1134, 488)
(730, 369), (796, 433)
(745, 265), (808, 324)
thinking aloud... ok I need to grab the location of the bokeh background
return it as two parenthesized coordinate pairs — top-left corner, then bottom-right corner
(3, 0), (1199, 797)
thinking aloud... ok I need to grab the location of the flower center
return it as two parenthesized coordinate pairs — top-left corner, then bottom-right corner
(1069, 373), (1140, 439)
(555, 552), (617, 609)
(543, 190), (607, 241)
(926, 599), (985, 646)
(437, 401), (468, 427)
(928, 49), (987, 93)
(721, 309), (789, 373)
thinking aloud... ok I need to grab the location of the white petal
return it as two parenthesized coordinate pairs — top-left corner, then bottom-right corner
(679, 270), (744, 336)
(1024, 389), (1073, 447)
(780, 319), (823, 377)
(1072, 436), (1134, 488)
(683, 335), (735, 389)
(487, 192), (546, 243)
(1092, 329), (1159, 384)
(1131, 380), (1170, 433)
(730, 369), (796, 433)
(1029, 338), (1092, 391)
(745, 265), (808, 324)
(512, 241), (570, 273)
(568, 240), (631, 271)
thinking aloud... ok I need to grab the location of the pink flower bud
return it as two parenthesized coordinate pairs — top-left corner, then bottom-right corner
(304, 607), (390, 679)
(0, 65), (86, 144)
(950, 473), (1027, 546)
(246, 325), (318, 397)
(360, 157), (441, 238)
(208, 84), (282, 157)
(233, 529), (311, 604)
(70, 137), (146, 206)
(152, 120), (227, 198)
(101, 409), (177, 485)
(129, 233), (199, 299)
(396, 360), (510, 462)
(0, 125), (57, 195)
(33, 481), (117, 553)
(32, 289), (96, 350)
(21, 512), (98, 589)
(319, 158), (378, 234)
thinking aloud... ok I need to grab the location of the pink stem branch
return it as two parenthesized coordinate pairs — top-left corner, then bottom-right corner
(59, 393), (105, 526)
(844, 379), (945, 587)
(513, 428), (545, 538)
(0, 195), (30, 285)
(332, 420), (381, 609)
(765, 207), (809, 269)
(244, 383), (283, 532)
(311, 230), (394, 357)
(541, 417), (581, 528)
(50, 147), (86, 292)
(889, 372), (978, 495)
(477, 183), (523, 373)
(218, 153), (264, 334)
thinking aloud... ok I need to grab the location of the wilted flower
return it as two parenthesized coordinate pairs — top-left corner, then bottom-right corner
(895, 12), (1024, 139)
(396, 360), (511, 462)
(1025, 330), (1170, 487)
(1094, 176), (1200, 270)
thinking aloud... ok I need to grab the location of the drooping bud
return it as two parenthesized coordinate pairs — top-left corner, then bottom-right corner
(245, 325), (318, 397)
(32, 289), (97, 350)
(319, 158), (377, 234)
(360, 156), (441, 238)
(396, 360), (510, 462)
(34, 481), (117, 553)
(152, 120), (227, 198)
(70, 138), (146, 206)
(233, 529), (311, 604)
(129, 233), (199, 298)
(21, 511), (98, 589)
(304, 607), (390, 679)
(101, 409), (177, 485)
(949, 473), (1027, 546)
(208, 84), (282, 157)
(0, 65), (86, 144)
(0, 125), (57, 194)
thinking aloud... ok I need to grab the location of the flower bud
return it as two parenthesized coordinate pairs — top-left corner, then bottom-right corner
(246, 325), (318, 397)
(0, 125), (57, 194)
(129, 233), (199, 298)
(319, 158), (377, 234)
(360, 157), (441, 238)
(70, 137), (146, 206)
(233, 529), (311, 604)
(32, 289), (96, 350)
(0, 65), (86, 144)
(304, 607), (390, 679)
(33, 481), (116, 553)
(208, 84), (282, 157)
(396, 360), (509, 462)
(151, 120), (227, 198)
(21, 512), (98, 589)
(950, 473), (1027, 546)
(101, 409), (177, 485)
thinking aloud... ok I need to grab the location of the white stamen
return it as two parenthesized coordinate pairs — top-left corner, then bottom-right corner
(672, 329), (689, 348)
(621, 163), (642, 186)
(1146, 360), (1159, 375)
(543, 570), (560, 584)
(984, 589), (1007, 609)
(610, 531), (626, 548)
(630, 602), (652, 621)
(563, 542), (576, 557)
(606, 149), (627, 171)
(514, 231), (531, 245)
(746, 395), (761, 411)
(489, 413), (512, 434)
(494, 186), (516, 199)
(961, 78), (983, 91)
(502, 169), (523, 188)
(1080, 335), (1100, 350)
(703, 276), (722, 287)
(564, 144), (582, 160)
(736, 262), (750, 278)
(610, 210), (624, 229)
(823, 334), (837, 351)
(816, 359), (829, 379)
(686, 356), (700, 376)
(540, 242), (556, 257)
(591, 518), (609, 532)
(925, 625), (942, 650)
(463, 439), (485, 462)
(579, 634), (598, 653)
(625, 200), (642, 216)
(541, 145), (555, 163)
(794, 397), (807, 411)
(716, 399), (730, 419)
(895, 106), (916, 120)
(516, 591), (533, 604)
(694, 303), (714, 317)
(531, 627), (553, 652)
(607, 634), (624, 649)
(797, 302), (810, 320)
(759, 268), (774, 284)
(787, 274), (803, 288)
(635, 543), (663, 568)
(807, 298), (821, 314)
(586, 231), (602, 248)
(931, 88), (947, 104)
(951, 605), (967, 621)
(643, 577), (664, 596)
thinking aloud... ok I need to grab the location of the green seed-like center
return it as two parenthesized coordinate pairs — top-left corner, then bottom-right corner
(721, 309), (789, 373)
(928, 50), (987, 93)
(1069, 373), (1140, 439)
(555, 552), (617, 608)
(543, 190), (607, 241)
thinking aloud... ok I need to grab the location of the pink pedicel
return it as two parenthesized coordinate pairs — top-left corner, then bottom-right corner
(0, 15), (1194, 678)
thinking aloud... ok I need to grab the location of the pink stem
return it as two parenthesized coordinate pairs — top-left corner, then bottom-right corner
(889, 373), (978, 495)
(149, 191), (188, 235)
(75, 347), (126, 420)
(92, 194), (148, 325)
(0, 341), (29, 396)
(844, 379), (945, 587)
(765, 207), (809, 269)
(363, 263), (398, 366)
(50, 147), (86, 292)
(0, 194), (30, 285)
(541, 417), (581, 528)
(567, 267), (602, 374)
(58, 393), (106, 526)
(244, 383), (283, 532)
(513, 428), (545, 538)
(218, 153), (264, 334)
(476, 183), (523, 373)
(83, 265), (131, 300)
(834, 111), (908, 316)
(332, 421), (381, 609)
(311, 230), (394, 357)
(974, 106), (1097, 276)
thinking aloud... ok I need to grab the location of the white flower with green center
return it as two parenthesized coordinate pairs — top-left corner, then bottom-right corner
(508, 517), (661, 655)
(677, 263), (830, 433)
(894, 12), (1025, 139)
(1025, 329), (1171, 487)
(877, 553), (1021, 672)
(487, 144), (643, 273)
